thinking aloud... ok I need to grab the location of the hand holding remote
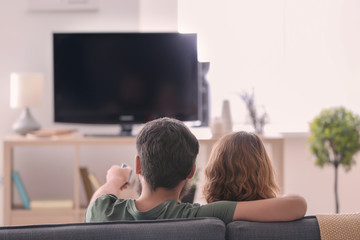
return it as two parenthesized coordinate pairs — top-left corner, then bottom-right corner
(106, 164), (132, 189)
(90, 164), (133, 203)
(121, 163), (133, 187)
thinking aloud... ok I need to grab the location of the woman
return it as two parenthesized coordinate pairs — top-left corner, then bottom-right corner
(203, 131), (280, 203)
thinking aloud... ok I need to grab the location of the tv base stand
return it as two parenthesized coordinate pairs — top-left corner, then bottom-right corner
(84, 123), (135, 137)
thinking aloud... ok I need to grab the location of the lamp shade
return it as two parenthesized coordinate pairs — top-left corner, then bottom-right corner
(10, 73), (44, 109)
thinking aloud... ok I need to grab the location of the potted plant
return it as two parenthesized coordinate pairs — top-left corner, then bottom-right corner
(309, 107), (360, 213)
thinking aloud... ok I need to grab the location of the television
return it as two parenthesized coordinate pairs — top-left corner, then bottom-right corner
(53, 32), (199, 135)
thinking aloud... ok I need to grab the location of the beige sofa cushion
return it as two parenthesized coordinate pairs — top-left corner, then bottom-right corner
(316, 213), (360, 240)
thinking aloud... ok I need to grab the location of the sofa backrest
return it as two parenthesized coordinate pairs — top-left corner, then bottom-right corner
(0, 217), (324, 240)
(226, 216), (320, 240)
(0, 218), (226, 240)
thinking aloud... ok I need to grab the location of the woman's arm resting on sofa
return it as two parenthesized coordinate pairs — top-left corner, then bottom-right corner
(89, 165), (132, 203)
(233, 194), (307, 222)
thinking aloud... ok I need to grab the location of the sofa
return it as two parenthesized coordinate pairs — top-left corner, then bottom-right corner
(0, 216), (322, 240)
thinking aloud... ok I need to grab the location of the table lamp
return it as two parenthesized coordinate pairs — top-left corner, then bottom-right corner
(10, 72), (44, 135)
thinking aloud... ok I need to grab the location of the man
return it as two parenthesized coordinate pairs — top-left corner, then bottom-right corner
(85, 118), (306, 223)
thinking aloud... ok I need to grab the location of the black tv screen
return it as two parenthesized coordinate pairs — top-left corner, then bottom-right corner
(53, 32), (199, 127)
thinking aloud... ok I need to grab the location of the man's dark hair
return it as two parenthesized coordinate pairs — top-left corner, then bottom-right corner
(136, 117), (199, 191)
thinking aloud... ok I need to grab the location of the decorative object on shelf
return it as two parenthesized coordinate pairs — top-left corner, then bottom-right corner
(88, 173), (101, 190)
(79, 167), (94, 203)
(27, 128), (77, 138)
(209, 99), (233, 139)
(238, 89), (269, 135)
(12, 171), (30, 210)
(221, 99), (233, 134)
(210, 117), (225, 139)
(10, 72), (44, 135)
(309, 107), (360, 213)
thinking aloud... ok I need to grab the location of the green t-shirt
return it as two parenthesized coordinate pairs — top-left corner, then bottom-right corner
(85, 194), (237, 224)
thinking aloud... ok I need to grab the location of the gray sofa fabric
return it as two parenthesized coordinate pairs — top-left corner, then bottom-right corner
(0, 217), (322, 240)
(227, 216), (321, 240)
(0, 218), (226, 240)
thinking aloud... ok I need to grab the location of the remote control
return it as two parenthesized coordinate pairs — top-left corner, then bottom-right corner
(121, 163), (133, 186)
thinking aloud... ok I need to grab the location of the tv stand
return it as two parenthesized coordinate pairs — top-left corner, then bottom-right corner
(84, 124), (135, 137)
(119, 124), (133, 136)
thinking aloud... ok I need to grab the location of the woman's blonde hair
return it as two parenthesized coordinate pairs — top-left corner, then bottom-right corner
(203, 131), (280, 203)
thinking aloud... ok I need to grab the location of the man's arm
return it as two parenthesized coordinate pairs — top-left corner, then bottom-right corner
(89, 165), (132, 203)
(233, 194), (307, 222)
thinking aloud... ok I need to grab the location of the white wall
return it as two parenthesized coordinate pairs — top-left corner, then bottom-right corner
(283, 0), (360, 127)
(178, 0), (360, 131)
(140, 0), (178, 31)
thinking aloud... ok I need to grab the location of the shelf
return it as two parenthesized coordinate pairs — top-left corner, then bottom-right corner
(10, 209), (83, 225)
(4, 134), (218, 145)
(3, 134), (284, 225)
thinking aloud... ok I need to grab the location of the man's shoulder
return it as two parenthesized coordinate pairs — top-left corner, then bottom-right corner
(85, 194), (131, 222)
(94, 194), (130, 206)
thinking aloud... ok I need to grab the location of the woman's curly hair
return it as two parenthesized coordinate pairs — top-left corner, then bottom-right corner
(203, 131), (280, 203)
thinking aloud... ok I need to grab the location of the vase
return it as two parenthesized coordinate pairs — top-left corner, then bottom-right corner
(221, 100), (233, 134)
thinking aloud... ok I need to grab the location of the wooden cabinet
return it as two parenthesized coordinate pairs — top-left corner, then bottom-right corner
(3, 134), (283, 226)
